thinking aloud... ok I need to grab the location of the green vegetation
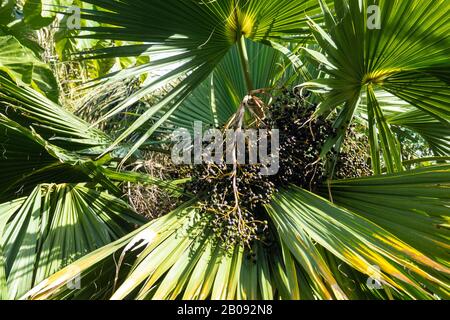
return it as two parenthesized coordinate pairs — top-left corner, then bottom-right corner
(0, 0), (449, 300)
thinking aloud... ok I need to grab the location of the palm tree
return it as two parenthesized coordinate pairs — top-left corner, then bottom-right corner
(0, 0), (449, 300)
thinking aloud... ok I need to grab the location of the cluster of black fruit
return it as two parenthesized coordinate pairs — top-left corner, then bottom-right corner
(333, 125), (373, 179)
(187, 162), (274, 249)
(267, 88), (336, 191)
(184, 88), (373, 249)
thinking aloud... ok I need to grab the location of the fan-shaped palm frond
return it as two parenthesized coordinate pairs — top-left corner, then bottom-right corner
(0, 183), (145, 299)
(0, 74), (110, 152)
(387, 109), (450, 157)
(1, 0), (449, 302)
(158, 38), (299, 135)
(301, 0), (449, 173)
(0, 35), (58, 101)
(321, 165), (450, 269)
(23, 165), (450, 300)
(63, 0), (327, 160)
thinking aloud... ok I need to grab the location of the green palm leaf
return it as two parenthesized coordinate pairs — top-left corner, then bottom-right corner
(267, 185), (449, 299)
(64, 0), (326, 159)
(0, 0), (448, 302)
(159, 39), (297, 134)
(321, 165), (450, 269)
(0, 74), (110, 151)
(301, 0), (449, 171)
(23, 203), (280, 300)
(0, 35), (58, 101)
(0, 115), (119, 201)
(0, 183), (145, 299)
(24, 168), (450, 300)
(388, 109), (450, 156)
